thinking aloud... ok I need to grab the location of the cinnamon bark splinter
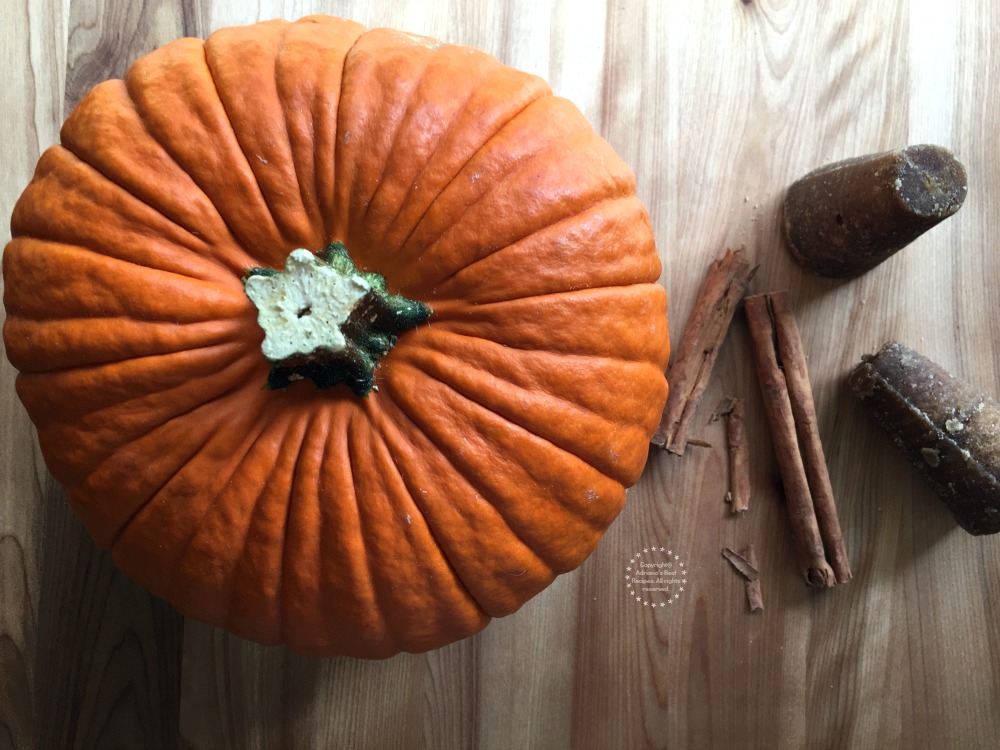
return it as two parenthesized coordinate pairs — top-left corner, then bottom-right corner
(744, 546), (764, 612)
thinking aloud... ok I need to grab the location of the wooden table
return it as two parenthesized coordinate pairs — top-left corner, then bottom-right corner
(3, 1), (999, 748)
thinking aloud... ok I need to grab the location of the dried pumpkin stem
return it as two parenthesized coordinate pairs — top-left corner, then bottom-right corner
(243, 243), (431, 395)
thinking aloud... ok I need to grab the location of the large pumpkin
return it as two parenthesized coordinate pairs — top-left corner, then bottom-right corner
(2, 16), (669, 657)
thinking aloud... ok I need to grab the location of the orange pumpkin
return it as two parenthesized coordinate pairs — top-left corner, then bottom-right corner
(2, 16), (669, 657)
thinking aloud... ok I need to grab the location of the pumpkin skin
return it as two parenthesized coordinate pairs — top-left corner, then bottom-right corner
(2, 16), (669, 657)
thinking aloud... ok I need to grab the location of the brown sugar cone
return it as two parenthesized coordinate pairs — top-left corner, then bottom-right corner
(783, 145), (967, 278)
(850, 341), (1000, 535)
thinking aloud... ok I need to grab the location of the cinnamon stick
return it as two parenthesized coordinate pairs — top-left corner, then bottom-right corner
(652, 249), (758, 454)
(769, 294), (851, 583)
(744, 292), (850, 587)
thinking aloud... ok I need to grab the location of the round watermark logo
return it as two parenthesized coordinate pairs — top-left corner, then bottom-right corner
(624, 546), (687, 607)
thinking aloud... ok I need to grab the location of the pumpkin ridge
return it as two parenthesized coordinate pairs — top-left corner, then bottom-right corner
(391, 95), (560, 274)
(394, 100), (628, 288)
(60, 82), (255, 274)
(425, 286), (669, 368)
(431, 284), (666, 323)
(216, 407), (307, 643)
(273, 19), (366, 244)
(383, 363), (606, 572)
(9, 159), (238, 290)
(357, 44), (438, 230)
(274, 29), (321, 241)
(303, 404), (400, 655)
(349, 415), (448, 654)
(15, 339), (249, 410)
(386, 116), (633, 292)
(405, 327), (659, 381)
(5, 317), (252, 375)
(329, 26), (379, 240)
(103, 392), (249, 553)
(17, 147), (235, 283)
(276, 410), (320, 649)
(13, 340), (251, 404)
(372, 394), (554, 616)
(376, 384), (552, 568)
(363, 444), (494, 645)
(423, 192), (642, 297)
(162, 405), (269, 606)
(216, 415), (296, 642)
(316, 23), (368, 242)
(280, 406), (330, 650)
(199, 42), (303, 251)
(214, 478), (274, 634)
(376, 66), (550, 263)
(5, 239), (248, 323)
(204, 21), (326, 249)
(399, 341), (649, 486)
(393, 350), (633, 498)
(437, 274), (656, 308)
(342, 411), (395, 652)
(362, 413), (490, 626)
(25, 353), (260, 486)
(389, 91), (552, 267)
(429, 197), (659, 305)
(273, 22), (320, 245)
(123, 41), (288, 263)
(367, 56), (491, 244)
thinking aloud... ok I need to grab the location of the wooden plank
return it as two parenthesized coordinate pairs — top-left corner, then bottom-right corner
(1, 1), (999, 748)
(31, 512), (184, 750)
(0, 1), (192, 748)
(0, 0), (67, 747)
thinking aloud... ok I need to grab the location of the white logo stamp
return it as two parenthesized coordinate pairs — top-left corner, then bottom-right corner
(624, 546), (687, 607)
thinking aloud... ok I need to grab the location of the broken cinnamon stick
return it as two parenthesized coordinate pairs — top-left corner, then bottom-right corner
(744, 292), (851, 587)
(652, 249), (758, 454)
(713, 397), (751, 512)
(727, 398), (751, 513)
(722, 547), (758, 580)
(722, 546), (764, 611)
(743, 546), (764, 612)
(783, 144), (968, 277)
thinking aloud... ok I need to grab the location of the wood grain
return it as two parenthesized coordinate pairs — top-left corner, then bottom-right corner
(2, 1), (189, 748)
(2, 1), (1000, 748)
